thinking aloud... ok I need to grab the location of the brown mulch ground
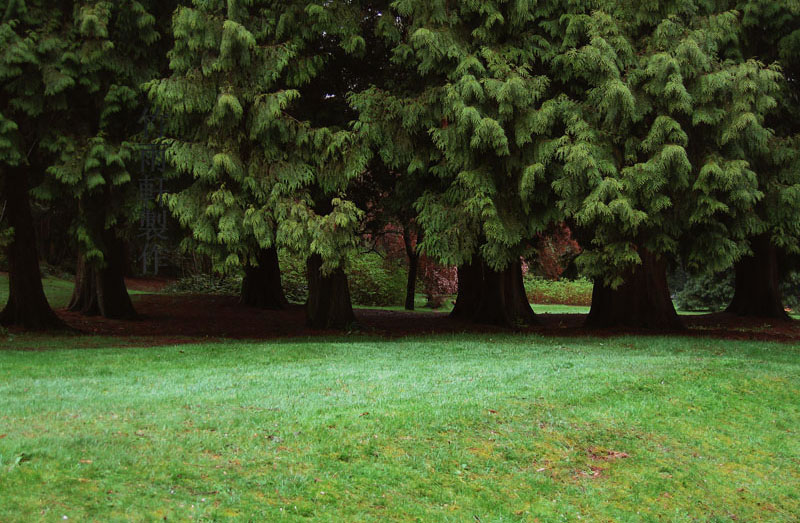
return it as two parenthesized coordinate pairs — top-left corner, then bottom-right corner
(35, 291), (800, 346)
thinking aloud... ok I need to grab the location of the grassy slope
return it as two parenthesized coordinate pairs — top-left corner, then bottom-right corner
(1, 335), (798, 521)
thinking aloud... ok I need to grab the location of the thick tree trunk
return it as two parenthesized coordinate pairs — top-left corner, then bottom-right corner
(68, 227), (137, 319)
(0, 168), (66, 330)
(586, 248), (684, 330)
(451, 258), (537, 327)
(451, 261), (484, 320)
(240, 247), (288, 309)
(305, 254), (356, 329)
(68, 254), (99, 315)
(726, 234), (790, 320)
(402, 226), (420, 311)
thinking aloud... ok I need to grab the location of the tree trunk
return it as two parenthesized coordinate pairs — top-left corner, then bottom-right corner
(586, 248), (684, 330)
(726, 233), (790, 320)
(403, 226), (420, 311)
(68, 254), (99, 315)
(305, 254), (356, 329)
(68, 227), (137, 319)
(451, 261), (484, 320)
(0, 168), (66, 330)
(451, 258), (537, 327)
(240, 247), (288, 309)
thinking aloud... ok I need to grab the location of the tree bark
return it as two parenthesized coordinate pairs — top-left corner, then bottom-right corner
(0, 167), (66, 330)
(451, 261), (484, 320)
(726, 233), (790, 320)
(240, 247), (288, 309)
(451, 257), (538, 327)
(402, 226), (420, 311)
(68, 226), (137, 319)
(305, 254), (356, 329)
(586, 248), (685, 330)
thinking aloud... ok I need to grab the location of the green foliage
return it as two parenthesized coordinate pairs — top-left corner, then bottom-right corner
(277, 251), (308, 304)
(1, 0), (168, 269)
(347, 252), (407, 307)
(672, 269), (800, 312)
(784, 272), (800, 311)
(162, 274), (242, 297)
(279, 250), (407, 307)
(523, 276), (593, 307)
(148, 0), (370, 276)
(673, 271), (735, 312)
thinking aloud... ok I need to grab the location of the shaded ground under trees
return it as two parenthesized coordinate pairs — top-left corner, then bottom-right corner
(5, 280), (798, 347)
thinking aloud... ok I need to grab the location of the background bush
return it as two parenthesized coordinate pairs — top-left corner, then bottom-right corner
(672, 269), (800, 312)
(524, 276), (593, 306)
(347, 252), (407, 307)
(278, 252), (309, 304)
(672, 271), (734, 312)
(782, 272), (800, 311)
(162, 273), (242, 296)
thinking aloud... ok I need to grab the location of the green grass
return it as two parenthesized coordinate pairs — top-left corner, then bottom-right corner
(1, 334), (798, 520)
(354, 294), (591, 315)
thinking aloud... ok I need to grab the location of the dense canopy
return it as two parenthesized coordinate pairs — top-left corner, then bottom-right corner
(2, 0), (799, 330)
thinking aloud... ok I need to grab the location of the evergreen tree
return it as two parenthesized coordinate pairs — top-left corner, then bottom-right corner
(546, 2), (783, 328)
(716, 0), (800, 319)
(1, 0), (74, 329)
(351, 0), (575, 326)
(35, 0), (173, 320)
(147, 0), (369, 326)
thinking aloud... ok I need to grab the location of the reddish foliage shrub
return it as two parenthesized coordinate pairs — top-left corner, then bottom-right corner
(419, 255), (457, 307)
(533, 223), (581, 280)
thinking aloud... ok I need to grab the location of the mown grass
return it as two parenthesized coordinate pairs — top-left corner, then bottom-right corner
(1, 334), (798, 521)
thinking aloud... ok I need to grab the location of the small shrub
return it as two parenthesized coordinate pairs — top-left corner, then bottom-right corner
(278, 252), (309, 304)
(347, 252), (407, 307)
(673, 271), (734, 312)
(532, 223), (581, 280)
(419, 256), (457, 309)
(524, 276), (593, 306)
(782, 272), (800, 311)
(163, 273), (242, 296)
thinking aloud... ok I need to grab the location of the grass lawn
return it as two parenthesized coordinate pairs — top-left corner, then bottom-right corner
(1, 334), (798, 520)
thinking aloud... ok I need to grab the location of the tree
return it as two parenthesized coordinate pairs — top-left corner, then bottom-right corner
(0, 1), (74, 329)
(547, 2), (783, 328)
(38, 1), (173, 320)
(148, 0), (368, 326)
(351, 0), (587, 326)
(717, 0), (800, 319)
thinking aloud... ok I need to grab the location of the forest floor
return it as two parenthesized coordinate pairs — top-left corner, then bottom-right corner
(1, 274), (799, 347)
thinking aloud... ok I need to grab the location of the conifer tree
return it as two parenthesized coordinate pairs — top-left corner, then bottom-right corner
(147, 0), (369, 326)
(545, 2), (783, 328)
(1, 1), (173, 327)
(38, 0), (173, 320)
(1, 1), (74, 329)
(351, 0), (576, 326)
(715, 0), (800, 319)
